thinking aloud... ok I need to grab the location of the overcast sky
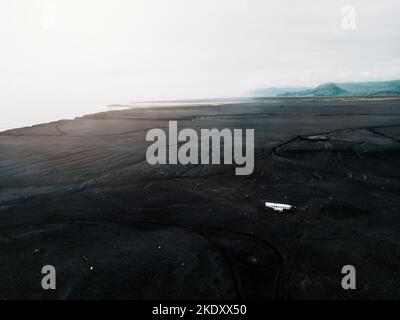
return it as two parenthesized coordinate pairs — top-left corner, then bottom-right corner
(1, 0), (399, 130)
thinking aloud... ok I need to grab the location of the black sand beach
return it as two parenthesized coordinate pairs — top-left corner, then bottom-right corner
(1, 97), (400, 299)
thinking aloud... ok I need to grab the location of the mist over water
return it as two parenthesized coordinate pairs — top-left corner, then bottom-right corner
(0, 72), (246, 132)
(1, 75), (140, 132)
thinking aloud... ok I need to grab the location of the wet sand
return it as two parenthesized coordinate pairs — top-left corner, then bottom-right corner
(1, 97), (400, 299)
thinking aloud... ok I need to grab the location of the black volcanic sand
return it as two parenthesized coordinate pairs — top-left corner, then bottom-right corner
(1, 97), (400, 299)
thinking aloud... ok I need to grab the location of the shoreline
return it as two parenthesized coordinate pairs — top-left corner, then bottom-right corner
(2, 96), (400, 134)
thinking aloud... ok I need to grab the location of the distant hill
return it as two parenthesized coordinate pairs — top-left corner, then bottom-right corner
(250, 87), (311, 97)
(251, 80), (400, 97)
(339, 80), (400, 96)
(279, 83), (347, 97)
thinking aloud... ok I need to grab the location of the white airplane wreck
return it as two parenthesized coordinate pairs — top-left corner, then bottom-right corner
(265, 202), (293, 212)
